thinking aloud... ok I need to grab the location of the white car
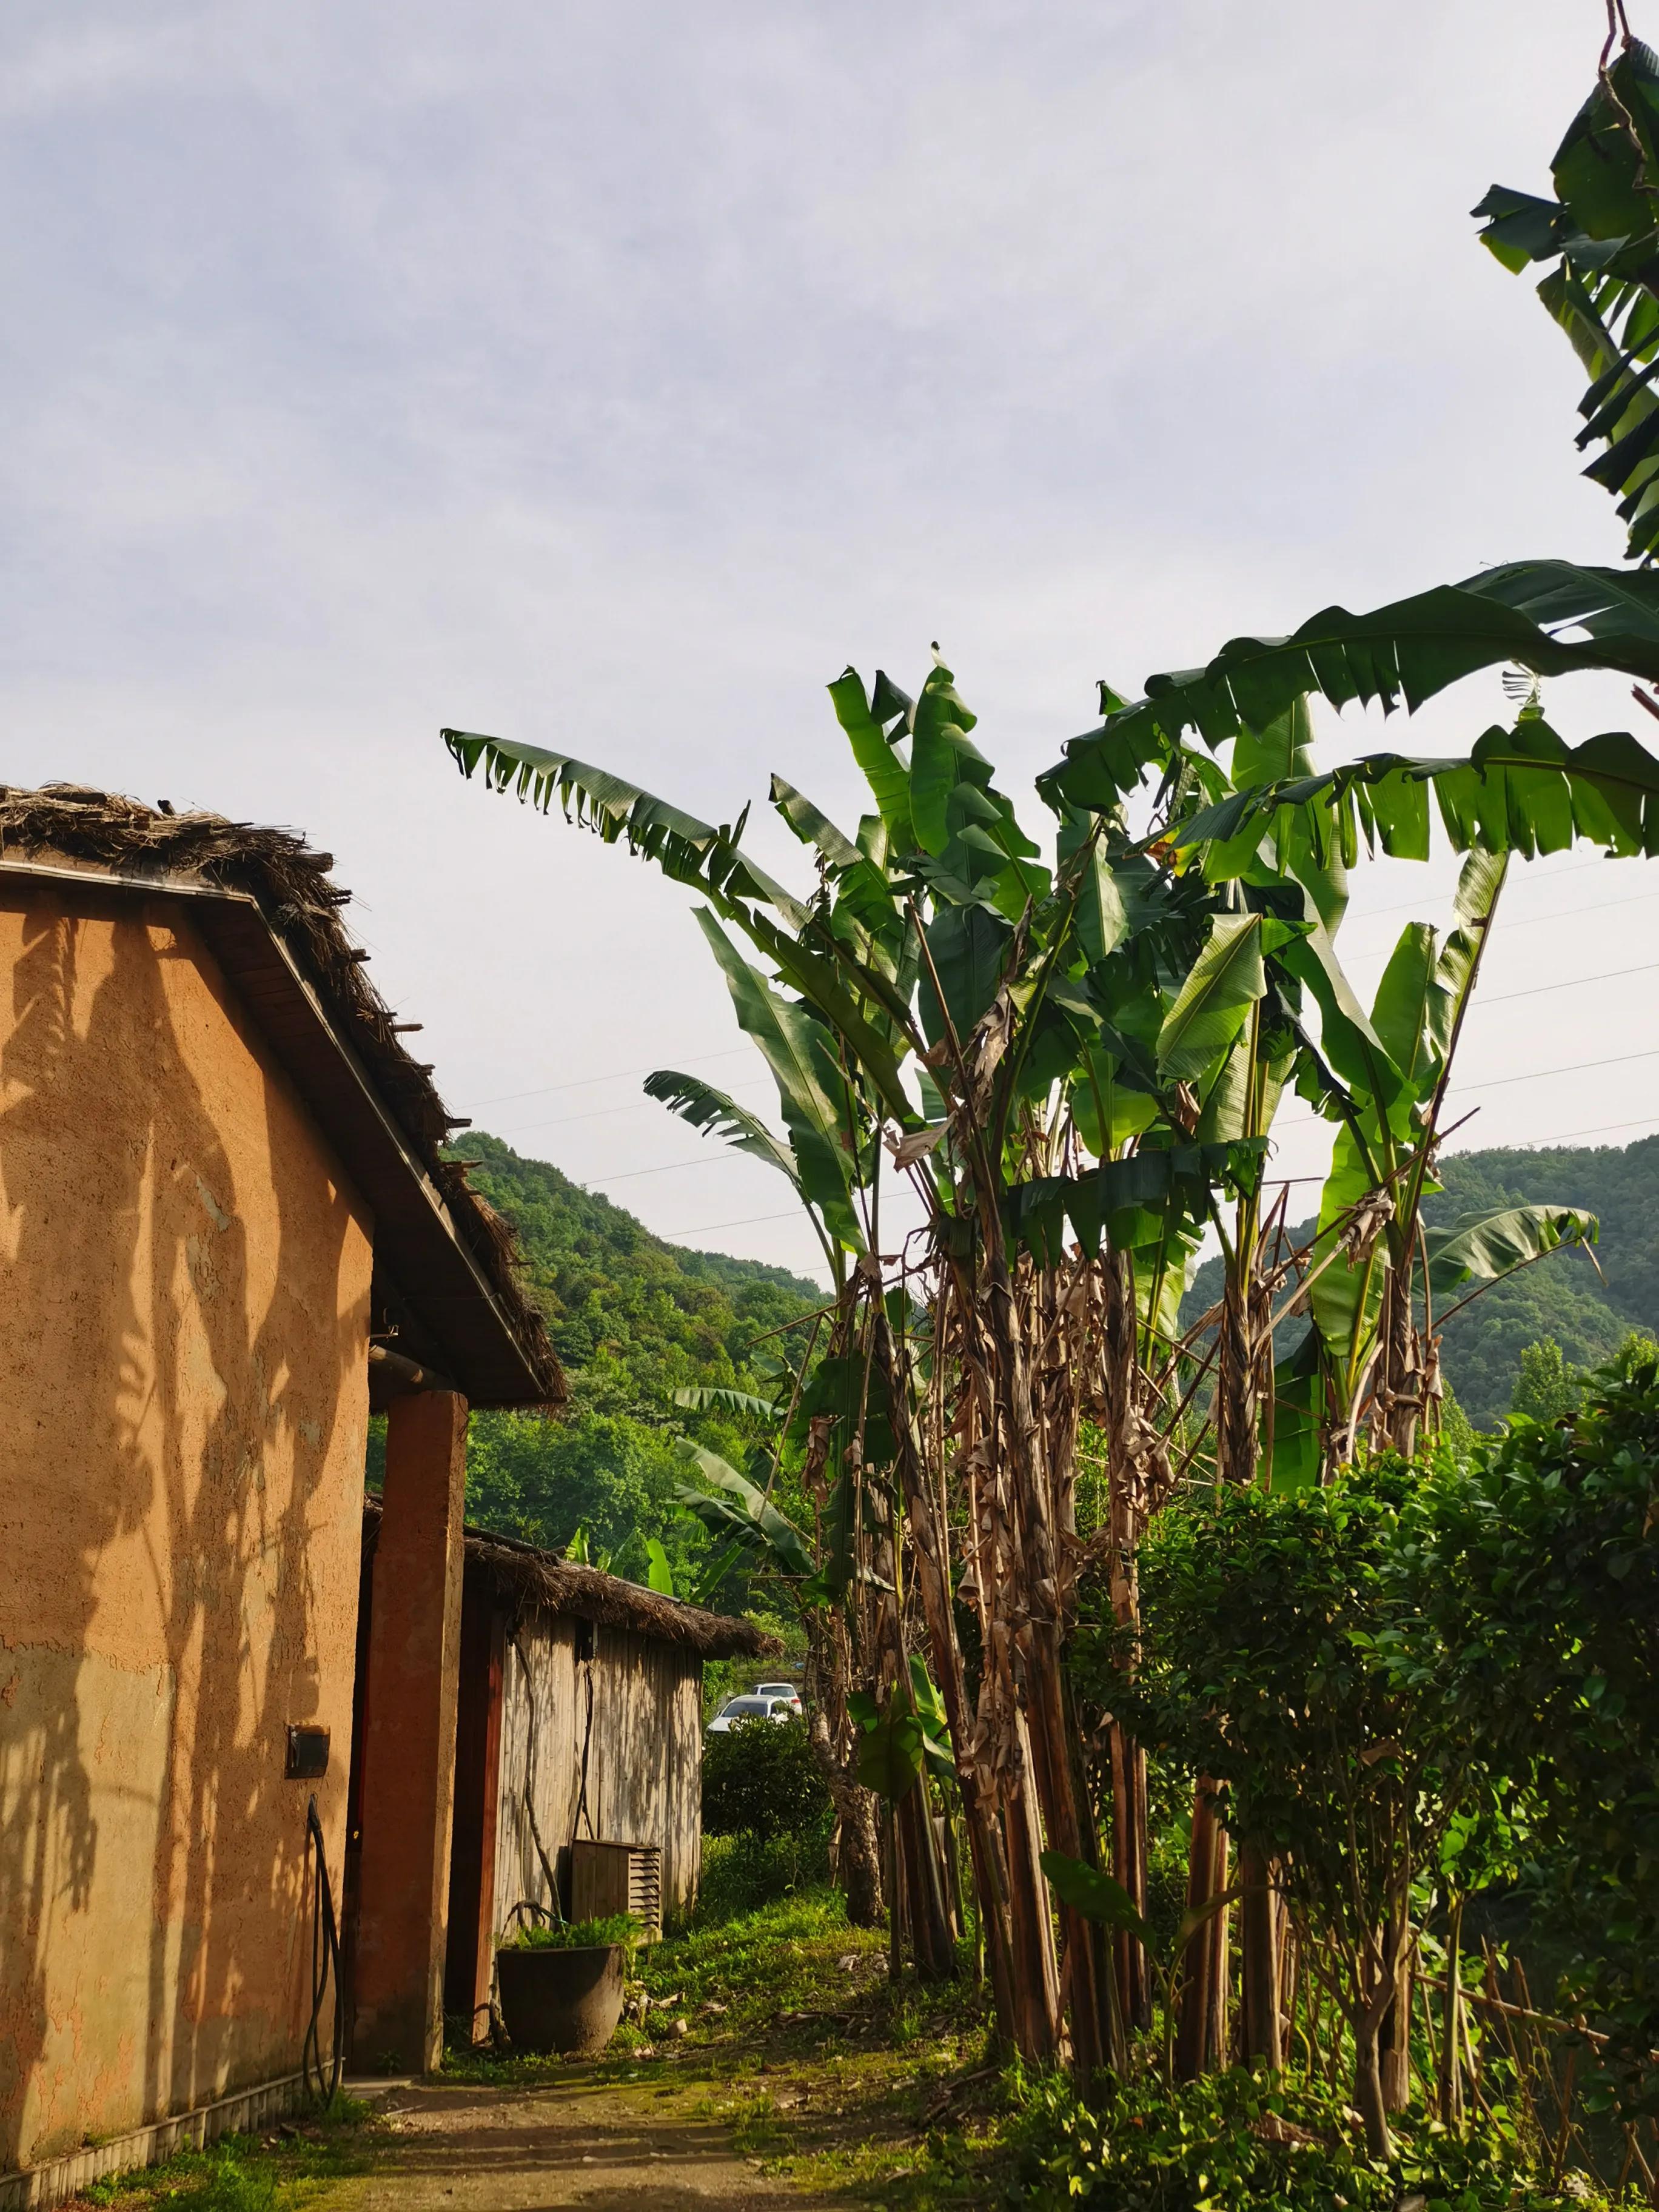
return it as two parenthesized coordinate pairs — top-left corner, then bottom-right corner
(755, 1681), (803, 1715)
(706, 1693), (797, 1735)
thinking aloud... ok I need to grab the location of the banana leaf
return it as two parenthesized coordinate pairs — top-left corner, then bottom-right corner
(644, 1069), (802, 1188)
(1040, 564), (1659, 814)
(693, 910), (868, 1253)
(1423, 1204), (1598, 1301)
(673, 1439), (815, 1580)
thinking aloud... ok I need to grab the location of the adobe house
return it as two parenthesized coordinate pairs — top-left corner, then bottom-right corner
(0, 787), (563, 2199)
(350, 1510), (776, 2043)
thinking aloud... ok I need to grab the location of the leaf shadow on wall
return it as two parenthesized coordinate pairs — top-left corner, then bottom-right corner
(0, 889), (366, 2164)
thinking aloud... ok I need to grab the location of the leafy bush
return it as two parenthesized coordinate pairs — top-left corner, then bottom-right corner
(702, 1717), (830, 1850)
(695, 1831), (832, 1919)
(1403, 1348), (1659, 2123)
(1008, 2068), (1610, 2211)
(503, 1911), (642, 1951)
(1085, 1458), (1467, 2148)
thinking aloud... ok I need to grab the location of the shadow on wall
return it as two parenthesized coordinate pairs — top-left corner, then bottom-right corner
(0, 893), (366, 2169)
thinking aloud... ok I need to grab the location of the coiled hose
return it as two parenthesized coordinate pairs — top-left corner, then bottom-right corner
(302, 1793), (345, 2103)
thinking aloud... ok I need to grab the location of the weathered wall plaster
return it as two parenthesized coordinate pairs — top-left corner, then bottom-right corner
(0, 880), (373, 2172)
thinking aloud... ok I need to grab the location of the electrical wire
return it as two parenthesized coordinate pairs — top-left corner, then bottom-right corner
(1506, 1113), (1659, 1148)
(580, 1150), (754, 1187)
(470, 873), (1659, 1244)
(669, 1206), (812, 1239)
(1475, 959), (1659, 1007)
(472, 1045), (756, 1111)
(493, 1074), (775, 1142)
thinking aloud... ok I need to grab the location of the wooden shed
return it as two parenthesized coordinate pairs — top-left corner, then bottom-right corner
(350, 1507), (775, 2040)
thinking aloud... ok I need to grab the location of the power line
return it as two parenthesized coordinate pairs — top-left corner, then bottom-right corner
(669, 1207), (812, 1241)
(1342, 854), (1607, 931)
(1350, 880), (1659, 951)
(492, 1073), (776, 1140)
(471, 1045), (757, 1111)
(583, 1150), (757, 1187)
(471, 861), (1655, 1119)
(1281, 1049), (1659, 1137)
(1488, 1113), (1659, 1150)
(1476, 959), (1659, 1008)
(1452, 1046), (1659, 1096)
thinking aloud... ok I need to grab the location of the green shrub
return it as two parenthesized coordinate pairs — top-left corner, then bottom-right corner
(694, 1831), (833, 1919)
(1405, 1349), (1659, 2125)
(1008, 2068), (1610, 2210)
(701, 1717), (830, 1851)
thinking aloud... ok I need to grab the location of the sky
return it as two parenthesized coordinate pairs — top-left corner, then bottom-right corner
(5, 0), (1659, 1287)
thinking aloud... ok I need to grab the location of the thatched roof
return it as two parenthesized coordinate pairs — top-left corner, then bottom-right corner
(0, 783), (563, 1409)
(360, 1498), (776, 1659)
(363, 1498), (776, 1658)
(464, 1518), (782, 1659)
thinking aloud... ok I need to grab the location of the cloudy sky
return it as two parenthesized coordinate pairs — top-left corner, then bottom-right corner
(6, 0), (1658, 1283)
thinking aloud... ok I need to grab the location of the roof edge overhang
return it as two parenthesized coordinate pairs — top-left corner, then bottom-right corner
(0, 851), (552, 1409)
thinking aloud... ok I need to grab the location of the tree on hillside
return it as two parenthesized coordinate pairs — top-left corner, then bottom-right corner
(440, 1133), (823, 1586)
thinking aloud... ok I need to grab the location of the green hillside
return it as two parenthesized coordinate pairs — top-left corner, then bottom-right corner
(434, 1130), (1659, 1558)
(1185, 1135), (1659, 1430)
(441, 1133), (821, 1577)
(1428, 1144), (1659, 1426)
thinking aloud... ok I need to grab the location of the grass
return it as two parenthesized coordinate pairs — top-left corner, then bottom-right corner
(75, 2095), (379, 2212)
(592, 1846), (1009, 2206)
(75, 1848), (1618, 2212)
(438, 1838), (1632, 2209)
(438, 1835), (1010, 2204)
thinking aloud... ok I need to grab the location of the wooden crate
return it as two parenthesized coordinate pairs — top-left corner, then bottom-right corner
(570, 1838), (662, 1939)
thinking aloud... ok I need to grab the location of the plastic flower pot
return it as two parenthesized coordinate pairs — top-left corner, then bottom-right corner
(494, 1943), (626, 2057)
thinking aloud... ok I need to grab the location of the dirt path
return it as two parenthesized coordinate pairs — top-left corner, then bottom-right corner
(324, 2076), (831, 2212)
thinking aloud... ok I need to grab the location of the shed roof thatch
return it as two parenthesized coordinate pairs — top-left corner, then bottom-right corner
(361, 1500), (777, 1658)
(0, 783), (563, 1409)
(463, 1518), (782, 1659)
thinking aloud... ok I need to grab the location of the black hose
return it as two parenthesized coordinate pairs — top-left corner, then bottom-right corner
(570, 1661), (597, 1852)
(303, 1792), (345, 2105)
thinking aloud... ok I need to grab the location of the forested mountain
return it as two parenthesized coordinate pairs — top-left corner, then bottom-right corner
(433, 1133), (820, 1579)
(1185, 1135), (1659, 1430)
(420, 1130), (1659, 1568)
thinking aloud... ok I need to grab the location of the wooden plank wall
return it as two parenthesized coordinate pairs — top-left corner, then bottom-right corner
(490, 1607), (704, 1936)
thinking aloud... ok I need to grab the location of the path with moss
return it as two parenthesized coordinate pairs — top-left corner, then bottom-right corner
(76, 1891), (1000, 2212)
(329, 2073), (830, 2212)
(325, 1891), (996, 2212)
(324, 1895), (995, 2209)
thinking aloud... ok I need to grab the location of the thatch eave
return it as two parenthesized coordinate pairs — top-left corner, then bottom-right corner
(0, 783), (564, 1410)
(363, 1498), (780, 1659)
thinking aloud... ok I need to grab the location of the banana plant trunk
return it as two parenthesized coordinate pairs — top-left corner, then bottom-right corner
(876, 1311), (1017, 2039)
(1175, 1781), (1230, 2077)
(1101, 1252), (1152, 2033)
(1175, 1236), (1259, 2078)
(896, 1776), (957, 1981)
(802, 1614), (885, 1927)
(1375, 1256), (1425, 1458)
(982, 1254), (1110, 2075)
(1239, 1843), (1283, 2070)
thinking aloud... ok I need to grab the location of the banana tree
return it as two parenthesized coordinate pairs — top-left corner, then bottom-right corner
(446, 655), (1274, 2065)
(1474, 35), (1659, 562)
(671, 1426), (888, 1929)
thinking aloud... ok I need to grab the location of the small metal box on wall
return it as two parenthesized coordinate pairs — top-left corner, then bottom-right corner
(571, 1839), (662, 1939)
